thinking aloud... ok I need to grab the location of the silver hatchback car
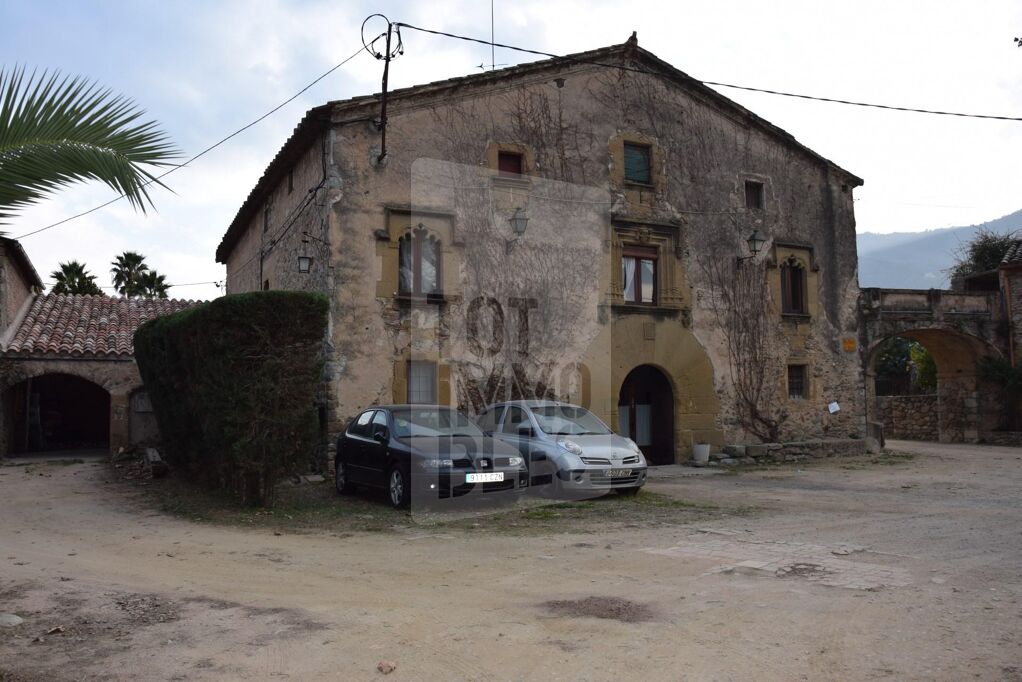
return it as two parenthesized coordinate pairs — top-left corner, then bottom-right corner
(476, 401), (648, 498)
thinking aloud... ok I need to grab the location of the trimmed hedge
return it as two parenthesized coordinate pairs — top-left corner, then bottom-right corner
(134, 291), (329, 506)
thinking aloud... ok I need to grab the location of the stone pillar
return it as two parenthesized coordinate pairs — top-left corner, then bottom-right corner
(109, 391), (130, 454)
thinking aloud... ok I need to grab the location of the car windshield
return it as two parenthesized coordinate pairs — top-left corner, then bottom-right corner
(531, 405), (612, 435)
(391, 407), (484, 438)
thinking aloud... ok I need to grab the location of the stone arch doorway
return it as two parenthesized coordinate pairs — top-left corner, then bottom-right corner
(618, 364), (674, 465)
(4, 373), (111, 453)
(866, 328), (1002, 443)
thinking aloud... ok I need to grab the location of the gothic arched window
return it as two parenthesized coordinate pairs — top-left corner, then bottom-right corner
(399, 226), (441, 296)
(780, 256), (807, 315)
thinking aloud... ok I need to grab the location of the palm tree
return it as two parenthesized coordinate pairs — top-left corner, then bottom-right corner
(110, 251), (149, 297)
(0, 67), (177, 225)
(137, 270), (169, 299)
(50, 261), (103, 296)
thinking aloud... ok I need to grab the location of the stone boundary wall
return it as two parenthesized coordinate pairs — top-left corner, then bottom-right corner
(979, 431), (1022, 446)
(709, 438), (876, 466)
(874, 394), (939, 441)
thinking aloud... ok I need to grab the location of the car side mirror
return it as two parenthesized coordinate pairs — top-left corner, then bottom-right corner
(372, 425), (389, 443)
(517, 425), (534, 437)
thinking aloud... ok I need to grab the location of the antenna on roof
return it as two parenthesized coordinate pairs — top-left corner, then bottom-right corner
(475, 1), (508, 70)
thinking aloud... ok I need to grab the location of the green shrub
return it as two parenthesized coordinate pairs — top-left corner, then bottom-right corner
(134, 291), (329, 506)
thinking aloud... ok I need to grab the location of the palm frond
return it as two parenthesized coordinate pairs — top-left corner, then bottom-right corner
(0, 66), (179, 223)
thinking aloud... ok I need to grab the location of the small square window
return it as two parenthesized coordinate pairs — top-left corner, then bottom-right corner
(787, 365), (807, 400)
(497, 151), (524, 177)
(745, 180), (765, 210)
(623, 143), (652, 184)
(408, 361), (438, 404)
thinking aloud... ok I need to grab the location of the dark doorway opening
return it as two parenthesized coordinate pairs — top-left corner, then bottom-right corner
(5, 374), (110, 453)
(618, 365), (675, 465)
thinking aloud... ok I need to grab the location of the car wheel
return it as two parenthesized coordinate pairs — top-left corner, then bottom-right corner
(388, 466), (410, 509)
(616, 486), (641, 496)
(335, 460), (355, 495)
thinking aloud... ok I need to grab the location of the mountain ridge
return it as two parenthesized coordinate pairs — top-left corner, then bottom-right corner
(856, 208), (1022, 289)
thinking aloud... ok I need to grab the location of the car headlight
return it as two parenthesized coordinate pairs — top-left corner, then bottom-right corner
(422, 458), (453, 469)
(557, 439), (583, 456)
(626, 439), (641, 454)
(507, 456), (524, 467)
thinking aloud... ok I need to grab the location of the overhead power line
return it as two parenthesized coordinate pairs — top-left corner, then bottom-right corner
(15, 43), (372, 241)
(395, 22), (1022, 122)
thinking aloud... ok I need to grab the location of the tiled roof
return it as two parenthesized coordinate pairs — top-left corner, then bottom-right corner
(4, 294), (197, 358)
(1001, 240), (1022, 266)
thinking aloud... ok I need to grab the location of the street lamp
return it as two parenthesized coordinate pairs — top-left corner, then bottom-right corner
(506, 207), (529, 254)
(297, 255), (313, 273)
(737, 229), (766, 263)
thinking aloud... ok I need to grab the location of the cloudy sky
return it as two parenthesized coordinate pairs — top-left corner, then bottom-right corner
(3, 0), (1021, 301)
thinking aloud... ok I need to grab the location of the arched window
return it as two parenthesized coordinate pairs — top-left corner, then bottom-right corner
(780, 256), (807, 315)
(399, 225), (442, 296)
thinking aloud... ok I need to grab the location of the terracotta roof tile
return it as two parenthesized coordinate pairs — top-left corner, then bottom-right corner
(1001, 240), (1022, 266)
(4, 294), (198, 358)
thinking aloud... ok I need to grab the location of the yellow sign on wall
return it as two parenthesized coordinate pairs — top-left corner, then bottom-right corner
(842, 337), (858, 353)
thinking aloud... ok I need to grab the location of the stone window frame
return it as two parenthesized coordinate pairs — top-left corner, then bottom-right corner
(738, 173), (770, 213)
(609, 132), (665, 197)
(786, 363), (809, 400)
(769, 241), (819, 321)
(407, 359), (438, 404)
(377, 207), (462, 306)
(485, 142), (534, 189)
(391, 350), (452, 406)
(610, 220), (686, 311)
(744, 179), (765, 210)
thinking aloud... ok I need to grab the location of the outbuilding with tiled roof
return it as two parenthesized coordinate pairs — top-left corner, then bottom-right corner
(0, 283), (198, 457)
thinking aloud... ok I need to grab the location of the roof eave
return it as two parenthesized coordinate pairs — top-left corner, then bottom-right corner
(1, 238), (44, 289)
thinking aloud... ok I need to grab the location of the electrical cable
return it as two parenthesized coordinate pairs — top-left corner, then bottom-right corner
(395, 22), (1022, 122)
(15, 44), (372, 240)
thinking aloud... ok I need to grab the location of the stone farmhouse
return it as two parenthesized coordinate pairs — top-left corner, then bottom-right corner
(216, 35), (866, 464)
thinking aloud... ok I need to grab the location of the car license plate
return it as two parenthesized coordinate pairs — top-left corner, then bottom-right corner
(606, 468), (632, 478)
(466, 472), (504, 483)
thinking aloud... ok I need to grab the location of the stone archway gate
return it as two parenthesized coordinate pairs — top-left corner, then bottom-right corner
(860, 287), (1008, 443)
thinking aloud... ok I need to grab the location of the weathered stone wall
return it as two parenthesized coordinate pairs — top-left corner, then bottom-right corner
(979, 431), (1022, 446)
(1002, 268), (1022, 367)
(0, 244), (33, 333)
(874, 395), (939, 441)
(225, 143), (328, 295)
(220, 51), (866, 459)
(711, 438), (873, 465)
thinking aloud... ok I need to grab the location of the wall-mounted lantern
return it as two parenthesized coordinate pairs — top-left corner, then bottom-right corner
(298, 255), (313, 273)
(506, 207), (529, 254)
(737, 229), (766, 263)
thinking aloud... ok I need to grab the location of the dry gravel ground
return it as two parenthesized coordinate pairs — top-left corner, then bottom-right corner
(0, 440), (1020, 681)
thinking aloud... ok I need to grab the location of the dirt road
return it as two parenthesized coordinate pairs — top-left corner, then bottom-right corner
(1, 441), (1020, 681)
